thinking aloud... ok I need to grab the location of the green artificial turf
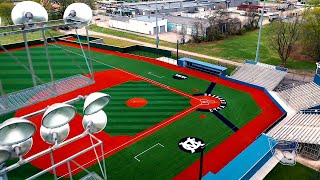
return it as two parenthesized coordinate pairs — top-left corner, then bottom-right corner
(73, 111), (234, 180)
(0, 43), (262, 179)
(73, 81), (191, 136)
(265, 163), (319, 180)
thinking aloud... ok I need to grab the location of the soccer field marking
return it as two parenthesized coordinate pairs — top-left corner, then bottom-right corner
(50, 43), (199, 101)
(148, 72), (164, 79)
(134, 143), (165, 162)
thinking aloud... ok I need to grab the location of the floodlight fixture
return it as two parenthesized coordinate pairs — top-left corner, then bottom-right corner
(40, 124), (70, 145)
(83, 110), (107, 134)
(83, 92), (111, 115)
(11, 138), (33, 160)
(11, 1), (48, 27)
(0, 147), (11, 165)
(0, 118), (36, 146)
(42, 103), (76, 129)
(63, 3), (93, 29)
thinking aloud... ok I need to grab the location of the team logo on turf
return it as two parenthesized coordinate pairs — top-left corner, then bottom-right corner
(178, 137), (206, 154)
(193, 93), (227, 112)
(173, 73), (188, 80)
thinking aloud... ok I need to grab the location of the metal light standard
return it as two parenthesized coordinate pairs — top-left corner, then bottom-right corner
(155, 0), (159, 48)
(255, 0), (266, 62)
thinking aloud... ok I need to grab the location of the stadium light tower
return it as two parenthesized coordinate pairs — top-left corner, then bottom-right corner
(255, 0), (267, 62)
(155, 0), (159, 48)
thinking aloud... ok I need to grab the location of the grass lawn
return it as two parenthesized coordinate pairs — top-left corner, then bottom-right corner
(102, 37), (136, 47)
(0, 30), (62, 45)
(89, 25), (315, 71)
(265, 163), (319, 180)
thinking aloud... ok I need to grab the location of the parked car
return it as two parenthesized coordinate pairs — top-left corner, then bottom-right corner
(269, 14), (280, 22)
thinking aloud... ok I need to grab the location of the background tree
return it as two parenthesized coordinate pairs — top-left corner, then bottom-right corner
(179, 24), (187, 44)
(301, 1), (320, 61)
(243, 11), (259, 30)
(268, 15), (301, 66)
(0, 1), (14, 25)
(192, 20), (205, 43)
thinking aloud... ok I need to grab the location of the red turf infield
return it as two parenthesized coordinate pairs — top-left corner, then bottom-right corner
(56, 41), (284, 179)
(15, 69), (199, 177)
(12, 41), (284, 179)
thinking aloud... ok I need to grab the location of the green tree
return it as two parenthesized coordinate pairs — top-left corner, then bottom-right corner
(0, 1), (14, 25)
(301, 3), (320, 61)
(268, 15), (301, 66)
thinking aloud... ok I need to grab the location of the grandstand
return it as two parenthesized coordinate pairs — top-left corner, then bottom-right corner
(230, 60), (287, 91)
(269, 111), (320, 161)
(0, 75), (93, 116)
(277, 82), (320, 110)
(271, 111), (320, 144)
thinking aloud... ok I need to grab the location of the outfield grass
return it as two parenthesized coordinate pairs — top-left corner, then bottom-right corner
(73, 81), (191, 136)
(1, 43), (263, 179)
(265, 163), (318, 180)
(89, 25), (315, 71)
(0, 43), (110, 93)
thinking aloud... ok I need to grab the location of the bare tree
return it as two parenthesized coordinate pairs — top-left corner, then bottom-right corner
(179, 24), (187, 44)
(243, 11), (259, 30)
(227, 17), (242, 35)
(192, 20), (205, 43)
(268, 15), (301, 66)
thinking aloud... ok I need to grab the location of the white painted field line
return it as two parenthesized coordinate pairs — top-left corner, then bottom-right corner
(50, 43), (199, 101)
(134, 143), (165, 162)
(58, 105), (200, 179)
(148, 72), (164, 79)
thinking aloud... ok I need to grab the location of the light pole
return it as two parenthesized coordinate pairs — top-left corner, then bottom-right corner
(255, 0), (266, 62)
(178, 137), (206, 180)
(155, 0), (159, 48)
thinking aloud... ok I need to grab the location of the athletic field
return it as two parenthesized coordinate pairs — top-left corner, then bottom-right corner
(0, 40), (284, 179)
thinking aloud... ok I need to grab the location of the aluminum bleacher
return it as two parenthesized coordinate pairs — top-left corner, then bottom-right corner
(230, 60), (287, 91)
(277, 82), (320, 111)
(0, 74), (94, 116)
(271, 111), (320, 144)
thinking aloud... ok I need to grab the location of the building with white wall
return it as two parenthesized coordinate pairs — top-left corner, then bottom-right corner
(109, 16), (167, 35)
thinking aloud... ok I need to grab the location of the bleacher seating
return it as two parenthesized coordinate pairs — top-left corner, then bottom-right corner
(271, 111), (320, 144)
(230, 62), (287, 91)
(0, 75), (93, 116)
(278, 82), (320, 110)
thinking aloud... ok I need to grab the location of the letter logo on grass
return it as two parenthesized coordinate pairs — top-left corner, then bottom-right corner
(178, 137), (205, 153)
(173, 73), (188, 80)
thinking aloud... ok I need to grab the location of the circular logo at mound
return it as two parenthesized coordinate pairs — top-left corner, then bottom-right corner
(178, 137), (206, 154)
(173, 73), (188, 80)
(126, 98), (148, 108)
(191, 94), (227, 112)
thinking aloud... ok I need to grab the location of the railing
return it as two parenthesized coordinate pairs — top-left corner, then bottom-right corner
(0, 74), (94, 116)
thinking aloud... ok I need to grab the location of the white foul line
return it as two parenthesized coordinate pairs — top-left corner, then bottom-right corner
(50, 43), (199, 100)
(148, 72), (164, 79)
(134, 143), (165, 162)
